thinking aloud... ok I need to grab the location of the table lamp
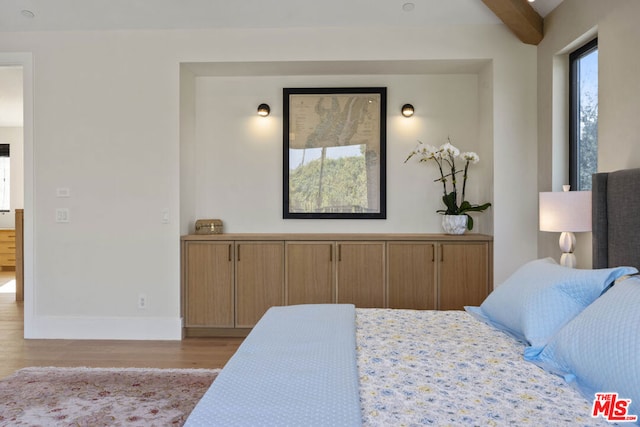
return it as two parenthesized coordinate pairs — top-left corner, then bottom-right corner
(539, 185), (592, 268)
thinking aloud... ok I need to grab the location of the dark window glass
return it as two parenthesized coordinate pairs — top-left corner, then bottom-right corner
(569, 38), (598, 191)
(0, 144), (9, 211)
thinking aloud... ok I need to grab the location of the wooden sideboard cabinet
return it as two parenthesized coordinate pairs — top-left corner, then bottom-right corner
(182, 240), (284, 336)
(285, 241), (385, 308)
(285, 242), (334, 305)
(0, 229), (16, 270)
(183, 241), (234, 329)
(335, 241), (385, 308)
(181, 233), (492, 337)
(387, 241), (491, 311)
(438, 242), (491, 310)
(387, 242), (437, 310)
(234, 242), (284, 328)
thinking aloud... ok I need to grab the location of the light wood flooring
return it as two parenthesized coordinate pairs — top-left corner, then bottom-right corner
(0, 273), (243, 380)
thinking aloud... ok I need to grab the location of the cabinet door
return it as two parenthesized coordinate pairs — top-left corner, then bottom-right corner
(0, 229), (16, 268)
(184, 242), (234, 328)
(387, 242), (436, 310)
(286, 242), (335, 305)
(336, 242), (385, 308)
(235, 242), (285, 328)
(438, 242), (490, 310)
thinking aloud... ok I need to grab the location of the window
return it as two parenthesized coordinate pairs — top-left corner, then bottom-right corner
(0, 144), (8, 212)
(0, 144), (11, 212)
(569, 38), (598, 191)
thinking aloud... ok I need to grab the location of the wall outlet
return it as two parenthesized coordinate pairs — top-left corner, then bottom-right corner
(138, 293), (147, 309)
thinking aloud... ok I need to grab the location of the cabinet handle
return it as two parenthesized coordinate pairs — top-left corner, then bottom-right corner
(441, 247), (444, 262)
(338, 244), (342, 262)
(432, 244), (435, 262)
(329, 245), (332, 262)
(237, 245), (240, 261)
(228, 244), (232, 262)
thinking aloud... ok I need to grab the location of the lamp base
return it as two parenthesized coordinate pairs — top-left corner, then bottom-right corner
(559, 231), (577, 268)
(560, 252), (577, 268)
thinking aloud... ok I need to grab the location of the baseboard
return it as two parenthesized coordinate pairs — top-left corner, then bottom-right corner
(184, 327), (251, 338)
(25, 315), (183, 340)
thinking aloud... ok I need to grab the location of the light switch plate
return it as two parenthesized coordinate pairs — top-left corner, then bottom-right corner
(55, 208), (70, 223)
(56, 187), (71, 198)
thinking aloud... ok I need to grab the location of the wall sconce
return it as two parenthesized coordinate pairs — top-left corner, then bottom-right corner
(539, 185), (592, 268)
(401, 104), (414, 117)
(257, 103), (270, 117)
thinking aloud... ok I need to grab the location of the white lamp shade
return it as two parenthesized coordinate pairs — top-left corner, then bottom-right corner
(539, 191), (592, 232)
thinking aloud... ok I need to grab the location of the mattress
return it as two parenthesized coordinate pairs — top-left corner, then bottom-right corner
(187, 306), (611, 426)
(357, 308), (609, 426)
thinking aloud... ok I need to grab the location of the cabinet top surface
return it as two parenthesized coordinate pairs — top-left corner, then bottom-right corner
(181, 233), (493, 242)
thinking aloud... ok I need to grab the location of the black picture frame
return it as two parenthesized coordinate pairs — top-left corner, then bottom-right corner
(283, 87), (387, 219)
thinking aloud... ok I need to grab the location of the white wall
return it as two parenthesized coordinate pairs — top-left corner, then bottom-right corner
(0, 24), (537, 339)
(189, 73), (487, 234)
(537, 0), (640, 266)
(598, 1), (640, 171)
(0, 126), (23, 228)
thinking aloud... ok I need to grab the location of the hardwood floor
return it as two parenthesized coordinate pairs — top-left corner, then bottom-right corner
(0, 279), (243, 380)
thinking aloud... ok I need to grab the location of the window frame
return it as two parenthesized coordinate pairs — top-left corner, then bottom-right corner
(0, 144), (9, 213)
(569, 37), (598, 191)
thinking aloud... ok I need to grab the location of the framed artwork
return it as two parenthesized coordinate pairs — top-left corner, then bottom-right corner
(283, 87), (387, 219)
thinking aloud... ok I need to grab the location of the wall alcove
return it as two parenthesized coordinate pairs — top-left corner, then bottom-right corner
(179, 59), (494, 236)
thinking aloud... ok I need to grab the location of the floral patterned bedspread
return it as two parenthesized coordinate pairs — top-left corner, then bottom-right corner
(356, 309), (609, 426)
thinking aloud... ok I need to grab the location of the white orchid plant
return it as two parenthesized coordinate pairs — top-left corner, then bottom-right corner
(405, 138), (491, 231)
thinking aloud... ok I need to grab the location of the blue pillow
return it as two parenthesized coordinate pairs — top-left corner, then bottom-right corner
(465, 258), (637, 356)
(527, 276), (640, 420)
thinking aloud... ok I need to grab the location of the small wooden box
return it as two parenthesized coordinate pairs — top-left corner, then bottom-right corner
(195, 219), (223, 234)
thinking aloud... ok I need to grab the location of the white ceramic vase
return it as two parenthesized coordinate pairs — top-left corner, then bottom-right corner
(442, 215), (467, 235)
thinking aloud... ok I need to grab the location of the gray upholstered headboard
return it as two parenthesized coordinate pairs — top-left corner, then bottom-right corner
(592, 168), (640, 270)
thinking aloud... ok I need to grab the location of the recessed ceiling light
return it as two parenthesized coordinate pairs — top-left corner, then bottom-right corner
(402, 3), (415, 12)
(21, 10), (35, 18)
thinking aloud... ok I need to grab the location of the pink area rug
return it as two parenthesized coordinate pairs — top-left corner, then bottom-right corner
(0, 366), (220, 426)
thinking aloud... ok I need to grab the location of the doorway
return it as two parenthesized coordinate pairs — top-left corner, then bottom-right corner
(0, 58), (29, 334)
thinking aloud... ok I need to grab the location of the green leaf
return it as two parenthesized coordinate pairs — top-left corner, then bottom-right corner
(459, 202), (491, 214)
(441, 192), (459, 214)
(459, 200), (472, 211)
(466, 214), (474, 231)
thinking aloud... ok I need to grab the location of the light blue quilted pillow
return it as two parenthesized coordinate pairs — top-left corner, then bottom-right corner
(465, 258), (637, 356)
(528, 276), (640, 420)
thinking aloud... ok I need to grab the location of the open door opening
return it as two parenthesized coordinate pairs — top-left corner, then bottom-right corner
(0, 65), (25, 307)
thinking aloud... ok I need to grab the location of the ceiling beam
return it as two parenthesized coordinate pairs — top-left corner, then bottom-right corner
(481, 0), (543, 45)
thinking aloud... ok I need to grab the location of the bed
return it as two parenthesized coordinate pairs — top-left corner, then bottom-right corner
(186, 168), (640, 426)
